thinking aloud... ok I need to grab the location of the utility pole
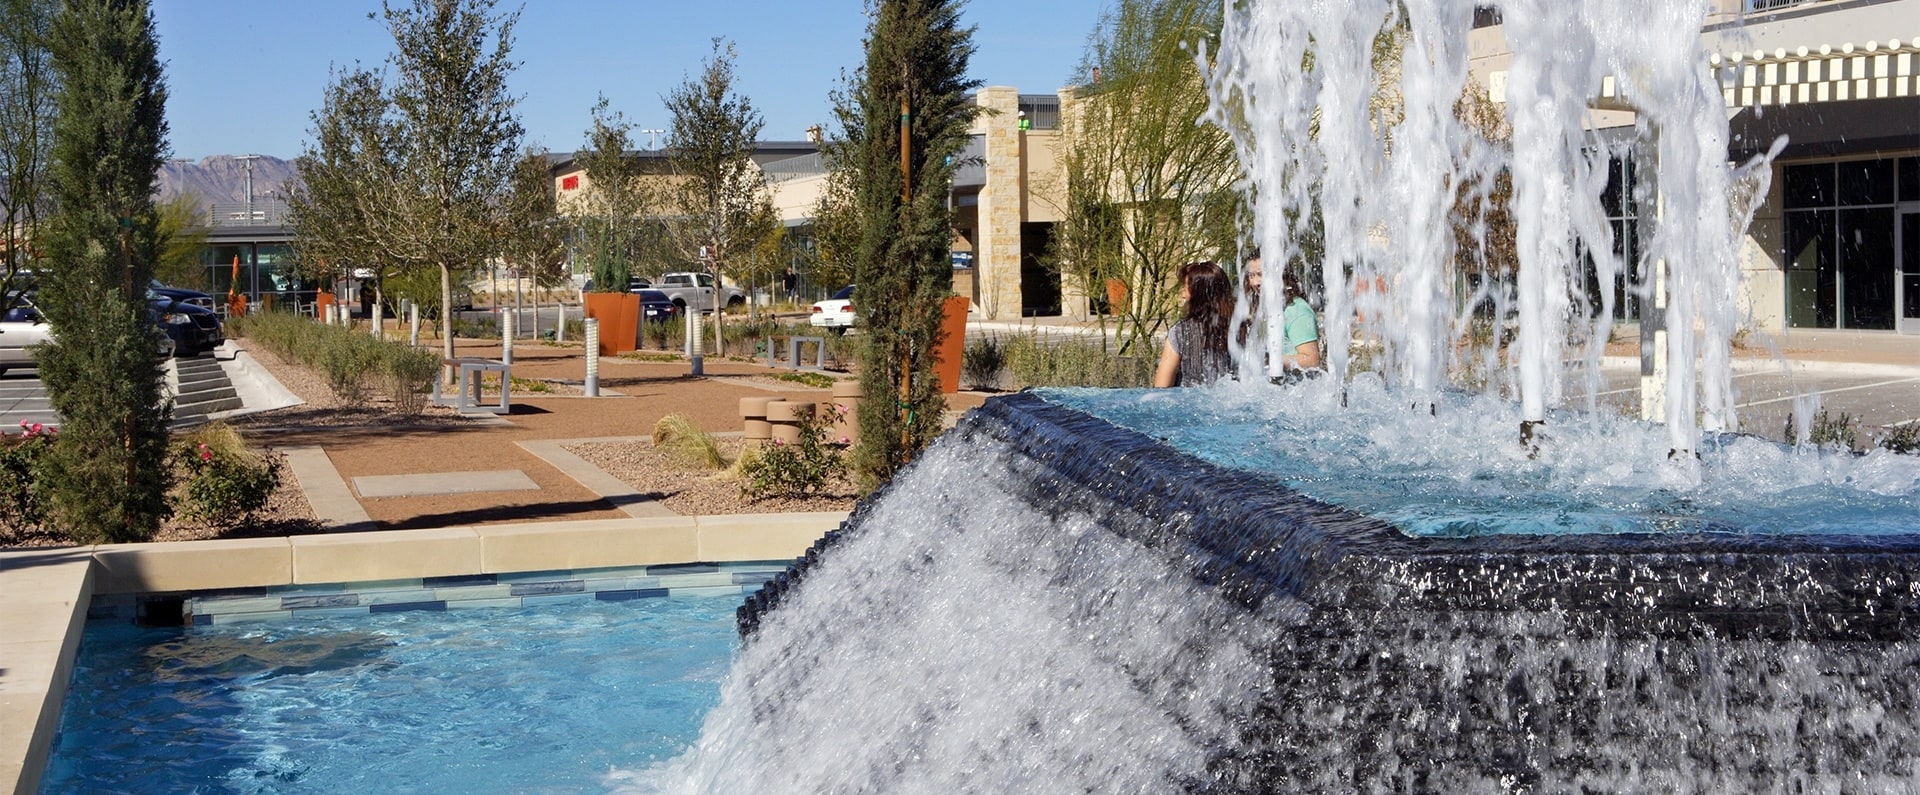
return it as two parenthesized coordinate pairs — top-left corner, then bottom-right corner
(641, 129), (665, 150)
(235, 154), (261, 220)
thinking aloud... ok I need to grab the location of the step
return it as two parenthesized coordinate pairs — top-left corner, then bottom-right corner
(174, 395), (243, 417)
(175, 385), (237, 403)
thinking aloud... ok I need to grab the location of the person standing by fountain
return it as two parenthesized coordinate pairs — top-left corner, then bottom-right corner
(1154, 261), (1236, 387)
(1278, 271), (1322, 373)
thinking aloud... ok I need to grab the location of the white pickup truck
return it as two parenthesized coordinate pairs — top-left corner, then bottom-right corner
(652, 271), (747, 314)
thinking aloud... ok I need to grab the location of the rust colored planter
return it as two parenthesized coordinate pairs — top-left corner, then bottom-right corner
(582, 292), (640, 356)
(933, 295), (969, 394)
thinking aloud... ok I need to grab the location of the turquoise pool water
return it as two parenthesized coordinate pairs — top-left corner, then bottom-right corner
(1037, 384), (1920, 537)
(42, 596), (738, 793)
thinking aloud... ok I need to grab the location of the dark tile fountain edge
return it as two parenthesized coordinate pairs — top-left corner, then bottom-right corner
(965, 392), (1920, 640)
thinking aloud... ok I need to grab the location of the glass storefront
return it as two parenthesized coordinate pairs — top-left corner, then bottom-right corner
(1783, 157), (1915, 331)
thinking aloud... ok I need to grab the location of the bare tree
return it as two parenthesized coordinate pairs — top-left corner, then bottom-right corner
(0, 0), (56, 299)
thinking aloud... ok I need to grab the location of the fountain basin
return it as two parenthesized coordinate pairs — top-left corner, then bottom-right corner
(732, 391), (1919, 791)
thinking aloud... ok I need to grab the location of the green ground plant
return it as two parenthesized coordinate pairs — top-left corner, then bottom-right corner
(1001, 331), (1154, 388)
(739, 409), (846, 500)
(768, 371), (837, 389)
(961, 334), (1006, 391)
(0, 423), (57, 536)
(1874, 423), (1918, 455)
(172, 423), (281, 530)
(230, 312), (439, 411)
(1785, 408), (1860, 451)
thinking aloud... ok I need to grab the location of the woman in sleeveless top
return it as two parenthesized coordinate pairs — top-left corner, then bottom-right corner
(1153, 261), (1236, 387)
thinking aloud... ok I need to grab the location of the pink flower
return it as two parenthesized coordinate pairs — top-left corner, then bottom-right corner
(30, 423), (42, 435)
(838, 437), (850, 445)
(200, 450), (213, 461)
(772, 438), (786, 446)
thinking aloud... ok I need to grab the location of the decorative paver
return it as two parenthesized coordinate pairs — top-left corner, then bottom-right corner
(351, 469), (540, 499)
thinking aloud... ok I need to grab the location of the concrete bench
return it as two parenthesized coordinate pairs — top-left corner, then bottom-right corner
(766, 335), (827, 371)
(432, 357), (511, 414)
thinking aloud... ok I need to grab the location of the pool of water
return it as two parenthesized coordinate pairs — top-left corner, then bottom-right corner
(1037, 381), (1920, 538)
(42, 596), (739, 794)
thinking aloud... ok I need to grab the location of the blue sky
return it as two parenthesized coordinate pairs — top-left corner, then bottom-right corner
(152, 0), (1110, 161)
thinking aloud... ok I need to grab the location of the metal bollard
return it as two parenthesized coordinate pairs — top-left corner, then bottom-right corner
(409, 303), (420, 347)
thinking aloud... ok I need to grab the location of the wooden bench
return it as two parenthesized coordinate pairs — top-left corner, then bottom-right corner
(432, 357), (511, 414)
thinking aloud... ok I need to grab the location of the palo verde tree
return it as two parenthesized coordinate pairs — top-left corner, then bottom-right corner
(829, 0), (981, 487)
(1047, 0), (1242, 357)
(35, 0), (171, 542)
(663, 37), (771, 356)
(289, 66), (399, 313)
(377, 0), (523, 370)
(573, 95), (648, 294)
(0, 0), (57, 299)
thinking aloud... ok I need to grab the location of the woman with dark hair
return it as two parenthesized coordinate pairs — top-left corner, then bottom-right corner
(1153, 261), (1236, 387)
(1279, 271), (1322, 371)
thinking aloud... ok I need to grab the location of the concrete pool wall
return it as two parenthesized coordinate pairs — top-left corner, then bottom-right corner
(0, 511), (844, 795)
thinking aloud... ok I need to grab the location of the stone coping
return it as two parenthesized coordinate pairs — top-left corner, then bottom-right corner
(0, 511), (844, 795)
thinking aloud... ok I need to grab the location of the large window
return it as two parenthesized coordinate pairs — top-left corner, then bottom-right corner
(1783, 158), (1908, 330)
(1583, 154), (1641, 322)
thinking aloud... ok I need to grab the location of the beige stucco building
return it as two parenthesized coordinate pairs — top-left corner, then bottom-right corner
(1470, 0), (1920, 335)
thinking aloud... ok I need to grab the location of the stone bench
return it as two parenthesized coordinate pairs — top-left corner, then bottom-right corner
(432, 357), (511, 415)
(766, 335), (827, 371)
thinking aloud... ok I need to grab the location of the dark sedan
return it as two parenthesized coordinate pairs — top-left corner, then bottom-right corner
(636, 289), (680, 325)
(148, 290), (223, 356)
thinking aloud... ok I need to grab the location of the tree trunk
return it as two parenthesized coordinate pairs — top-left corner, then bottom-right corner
(440, 262), (455, 383)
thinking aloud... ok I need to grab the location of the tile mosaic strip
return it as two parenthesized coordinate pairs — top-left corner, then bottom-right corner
(90, 560), (798, 626)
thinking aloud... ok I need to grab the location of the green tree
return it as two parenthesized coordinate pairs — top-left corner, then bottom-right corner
(802, 162), (860, 293)
(376, 0), (523, 370)
(573, 95), (647, 293)
(830, 0), (981, 487)
(0, 0), (57, 299)
(1047, 0), (1242, 356)
(289, 66), (398, 312)
(499, 148), (567, 294)
(35, 0), (171, 543)
(154, 194), (208, 288)
(663, 37), (770, 356)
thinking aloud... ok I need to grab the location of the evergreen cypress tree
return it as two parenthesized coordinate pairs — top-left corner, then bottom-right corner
(831, 0), (981, 487)
(36, 0), (171, 542)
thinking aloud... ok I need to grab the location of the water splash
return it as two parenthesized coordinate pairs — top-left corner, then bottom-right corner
(1203, 0), (1762, 459)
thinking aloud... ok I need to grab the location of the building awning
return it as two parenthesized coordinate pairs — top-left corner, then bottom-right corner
(1727, 96), (1920, 160)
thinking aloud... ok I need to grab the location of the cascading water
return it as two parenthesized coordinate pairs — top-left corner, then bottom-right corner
(632, 1), (1918, 791)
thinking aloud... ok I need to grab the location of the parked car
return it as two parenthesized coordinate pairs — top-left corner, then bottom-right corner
(635, 289), (680, 325)
(652, 271), (746, 314)
(0, 291), (195, 375)
(147, 288), (224, 356)
(0, 293), (52, 376)
(149, 278), (216, 311)
(810, 285), (855, 333)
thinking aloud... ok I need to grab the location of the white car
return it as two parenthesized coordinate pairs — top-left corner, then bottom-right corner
(810, 285), (855, 333)
(0, 294), (51, 377)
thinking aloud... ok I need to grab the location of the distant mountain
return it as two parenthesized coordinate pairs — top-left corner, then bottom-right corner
(155, 154), (300, 208)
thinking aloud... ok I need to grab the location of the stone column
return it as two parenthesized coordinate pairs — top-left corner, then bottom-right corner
(975, 87), (1024, 320)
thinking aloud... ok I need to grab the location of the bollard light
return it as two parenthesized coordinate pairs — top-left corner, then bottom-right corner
(584, 318), (600, 397)
(502, 310), (514, 365)
(409, 303), (421, 347)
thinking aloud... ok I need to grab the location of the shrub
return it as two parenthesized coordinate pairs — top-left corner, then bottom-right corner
(233, 312), (439, 410)
(0, 422), (57, 535)
(739, 409), (847, 500)
(1001, 331), (1153, 389)
(173, 423), (281, 529)
(652, 414), (728, 470)
(962, 334), (1005, 391)
(1875, 423), (1918, 455)
(1786, 409), (1859, 451)
(643, 318), (680, 350)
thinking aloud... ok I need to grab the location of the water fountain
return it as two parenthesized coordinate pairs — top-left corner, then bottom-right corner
(640, 1), (1920, 791)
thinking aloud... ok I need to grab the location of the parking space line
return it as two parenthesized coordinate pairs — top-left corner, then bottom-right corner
(1735, 377), (1920, 409)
